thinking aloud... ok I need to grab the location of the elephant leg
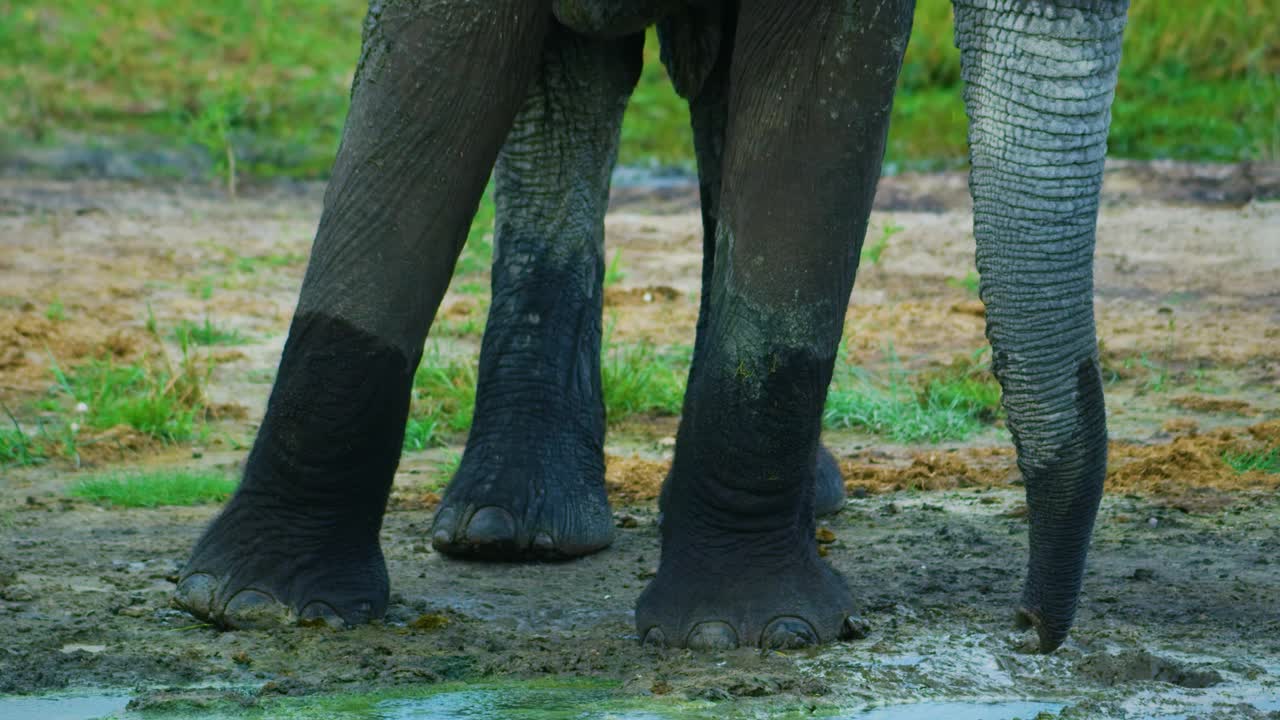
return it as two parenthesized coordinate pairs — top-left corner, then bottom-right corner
(174, 1), (549, 629)
(954, 0), (1127, 652)
(659, 4), (846, 518)
(637, 0), (914, 650)
(431, 25), (643, 560)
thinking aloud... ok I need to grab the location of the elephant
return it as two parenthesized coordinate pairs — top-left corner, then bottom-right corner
(175, 0), (1128, 653)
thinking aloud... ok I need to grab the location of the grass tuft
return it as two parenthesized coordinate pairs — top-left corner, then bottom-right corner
(49, 349), (209, 444)
(403, 348), (478, 451)
(1223, 446), (1280, 475)
(70, 469), (237, 507)
(602, 341), (687, 420)
(823, 349), (1001, 443)
(172, 317), (248, 346)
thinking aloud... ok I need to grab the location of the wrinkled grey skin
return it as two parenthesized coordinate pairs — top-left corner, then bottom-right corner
(175, 0), (1127, 653)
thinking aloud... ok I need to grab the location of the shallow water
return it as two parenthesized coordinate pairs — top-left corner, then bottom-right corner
(2, 682), (1276, 719)
(0, 690), (130, 720)
(0, 686), (1072, 720)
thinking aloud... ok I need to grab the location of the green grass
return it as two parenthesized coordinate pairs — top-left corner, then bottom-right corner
(0, 424), (49, 466)
(1, 1), (1271, 182)
(823, 349), (1002, 443)
(50, 351), (209, 444)
(602, 340), (687, 420)
(1223, 446), (1280, 475)
(172, 317), (248, 346)
(604, 250), (627, 288)
(401, 336), (690, 451)
(403, 348), (479, 451)
(69, 469), (237, 507)
(946, 271), (980, 297)
(860, 221), (901, 266)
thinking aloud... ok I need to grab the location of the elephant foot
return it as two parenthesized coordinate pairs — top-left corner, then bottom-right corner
(636, 523), (857, 650)
(639, 444), (855, 650)
(431, 434), (613, 560)
(814, 444), (846, 516)
(175, 495), (388, 629)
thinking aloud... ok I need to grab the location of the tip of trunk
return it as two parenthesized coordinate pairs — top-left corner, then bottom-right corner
(1015, 606), (1069, 653)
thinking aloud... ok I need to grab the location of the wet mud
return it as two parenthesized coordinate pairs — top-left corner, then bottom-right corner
(0, 162), (1278, 718)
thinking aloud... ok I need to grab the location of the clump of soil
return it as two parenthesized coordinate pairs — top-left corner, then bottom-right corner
(388, 490), (442, 513)
(1169, 395), (1258, 416)
(605, 454), (668, 504)
(1106, 422), (1280, 512)
(0, 308), (154, 398)
(840, 451), (1008, 495)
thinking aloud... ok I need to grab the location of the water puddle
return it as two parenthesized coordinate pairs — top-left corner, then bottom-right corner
(2, 683), (1275, 719)
(0, 686), (1068, 720)
(845, 701), (1064, 719)
(0, 690), (130, 720)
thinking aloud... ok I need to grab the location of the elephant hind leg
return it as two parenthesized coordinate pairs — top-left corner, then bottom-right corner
(431, 25), (643, 560)
(175, 1), (550, 628)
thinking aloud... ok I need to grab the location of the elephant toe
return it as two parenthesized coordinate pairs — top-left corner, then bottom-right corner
(761, 616), (820, 650)
(222, 589), (293, 630)
(173, 573), (216, 620)
(686, 622), (739, 651)
(464, 506), (518, 546)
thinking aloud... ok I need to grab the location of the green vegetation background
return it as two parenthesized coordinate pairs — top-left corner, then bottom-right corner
(2, 0), (1276, 178)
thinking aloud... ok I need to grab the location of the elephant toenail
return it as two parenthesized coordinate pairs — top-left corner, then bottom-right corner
(686, 622), (739, 651)
(841, 614), (871, 640)
(532, 532), (555, 554)
(223, 589), (291, 630)
(174, 573), (216, 618)
(464, 507), (517, 545)
(760, 617), (819, 650)
(641, 627), (667, 648)
(431, 508), (458, 550)
(299, 601), (345, 629)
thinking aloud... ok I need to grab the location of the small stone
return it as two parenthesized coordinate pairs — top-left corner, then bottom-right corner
(1147, 517), (1159, 528)
(815, 527), (837, 544)
(1131, 568), (1155, 582)
(841, 615), (872, 640)
(231, 650), (252, 665)
(615, 514), (640, 529)
(117, 605), (148, 618)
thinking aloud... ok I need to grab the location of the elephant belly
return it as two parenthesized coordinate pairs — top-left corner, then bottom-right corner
(552, 0), (688, 36)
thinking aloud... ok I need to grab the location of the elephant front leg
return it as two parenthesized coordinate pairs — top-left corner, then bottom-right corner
(658, 4), (845, 518)
(637, 0), (915, 649)
(430, 25), (643, 560)
(174, 1), (550, 629)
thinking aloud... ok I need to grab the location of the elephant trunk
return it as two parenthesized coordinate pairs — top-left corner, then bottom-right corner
(952, 0), (1129, 652)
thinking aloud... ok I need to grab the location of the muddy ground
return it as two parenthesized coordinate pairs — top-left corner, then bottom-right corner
(0, 162), (1278, 718)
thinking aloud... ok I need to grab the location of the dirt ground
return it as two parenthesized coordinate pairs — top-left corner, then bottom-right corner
(0, 162), (1278, 718)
